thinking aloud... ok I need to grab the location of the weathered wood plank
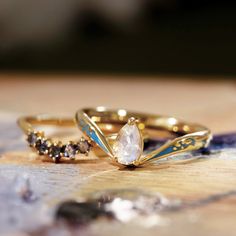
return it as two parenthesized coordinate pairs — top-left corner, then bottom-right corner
(0, 75), (236, 235)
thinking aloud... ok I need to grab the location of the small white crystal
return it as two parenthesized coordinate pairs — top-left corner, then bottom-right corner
(113, 123), (142, 165)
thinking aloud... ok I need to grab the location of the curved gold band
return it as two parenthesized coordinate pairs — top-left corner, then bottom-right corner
(18, 115), (91, 162)
(76, 107), (212, 166)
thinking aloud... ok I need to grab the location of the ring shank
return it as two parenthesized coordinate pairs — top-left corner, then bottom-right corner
(82, 108), (209, 137)
(18, 115), (76, 134)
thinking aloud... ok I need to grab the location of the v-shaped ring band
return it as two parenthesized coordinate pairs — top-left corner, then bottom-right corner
(76, 107), (212, 167)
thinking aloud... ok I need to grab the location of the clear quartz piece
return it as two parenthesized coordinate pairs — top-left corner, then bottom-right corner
(113, 123), (142, 165)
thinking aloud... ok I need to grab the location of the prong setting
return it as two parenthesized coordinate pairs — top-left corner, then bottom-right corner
(26, 131), (91, 163)
(127, 117), (137, 125)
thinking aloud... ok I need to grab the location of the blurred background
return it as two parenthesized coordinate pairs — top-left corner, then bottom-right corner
(0, 0), (235, 75)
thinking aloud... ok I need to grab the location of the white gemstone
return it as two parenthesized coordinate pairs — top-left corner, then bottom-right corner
(113, 123), (142, 165)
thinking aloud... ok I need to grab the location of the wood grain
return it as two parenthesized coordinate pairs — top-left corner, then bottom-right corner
(0, 74), (236, 235)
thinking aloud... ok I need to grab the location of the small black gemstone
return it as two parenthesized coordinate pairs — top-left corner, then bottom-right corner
(78, 140), (91, 154)
(36, 139), (49, 155)
(61, 145), (66, 155)
(49, 145), (61, 159)
(73, 144), (80, 152)
(27, 132), (38, 147)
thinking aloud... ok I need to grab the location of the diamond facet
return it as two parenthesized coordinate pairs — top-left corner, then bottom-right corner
(49, 144), (61, 160)
(63, 143), (78, 158)
(78, 139), (90, 154)
(36, 139), (49, 155)
(113, 121), (142, 165)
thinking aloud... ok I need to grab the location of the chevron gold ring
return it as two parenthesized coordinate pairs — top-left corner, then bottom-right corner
(18, 115), (92, 162)
(76, 107), (212, 167)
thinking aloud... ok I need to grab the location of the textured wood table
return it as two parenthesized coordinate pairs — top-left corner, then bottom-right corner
(0, 75), (236, 236)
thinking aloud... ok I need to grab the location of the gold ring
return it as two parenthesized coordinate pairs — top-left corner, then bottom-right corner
(76, 107), (212, 167)
(18, 115), (91, 162)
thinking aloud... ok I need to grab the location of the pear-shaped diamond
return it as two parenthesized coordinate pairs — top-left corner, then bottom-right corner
(113, 120), (142, 165)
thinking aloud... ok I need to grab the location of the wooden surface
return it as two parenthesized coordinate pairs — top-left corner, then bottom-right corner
(1, 75), (236, 132)
(1, 75), (236, 235)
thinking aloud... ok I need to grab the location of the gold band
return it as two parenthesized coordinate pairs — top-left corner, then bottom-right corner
(76, 107), (212, 166)
(18, 115), (91, 162)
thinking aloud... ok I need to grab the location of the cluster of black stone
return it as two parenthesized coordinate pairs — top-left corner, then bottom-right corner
(27, 132), (91, 162)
